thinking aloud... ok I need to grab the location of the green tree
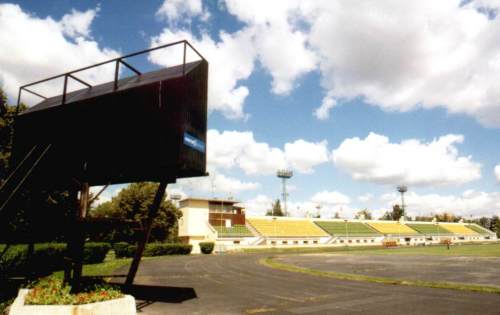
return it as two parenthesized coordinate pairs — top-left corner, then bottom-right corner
(333, 211), (341, 219)
(266, 199), (284, 216)
(491, 215), (500, 237)
(379, 205), (405, 221)
(90, 182), (182, 243)
(355, 209), (372, 220)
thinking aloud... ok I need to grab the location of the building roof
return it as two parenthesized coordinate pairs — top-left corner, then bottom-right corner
(181, 197), (241, 205)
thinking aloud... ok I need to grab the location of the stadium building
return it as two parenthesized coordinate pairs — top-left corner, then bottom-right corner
(177, 197), (497, 253)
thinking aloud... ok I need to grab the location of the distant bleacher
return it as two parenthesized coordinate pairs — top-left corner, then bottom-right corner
(315, 221), (380, 237)
(406, 223), (452, 235)
(440, 223), (478, 235)
(247, 218), (328, 237)
(367, 222), (419, 235)
(466, 224), (493, 235)
(214, 224), (254, 237)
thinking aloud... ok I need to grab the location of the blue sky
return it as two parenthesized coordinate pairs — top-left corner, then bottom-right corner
(2, 0), (500, 218)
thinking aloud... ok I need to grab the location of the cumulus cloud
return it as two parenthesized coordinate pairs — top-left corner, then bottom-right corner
(176, 172), (259, 195)
(310, 190), (351, 205)
(218, 0), (500, 126)
(358, 193), (374, 203)
(207, 129), (328, 175)
(332, 133), (481, 186)
(149, 29), (255, 119)
(313, 96), (336, 120)
(156, 0), (209, 22)
(243, 191), (355, 218)
(495, 165), (500, 182)
(382, 190), (500, 218)
(0, 4), (118, 103)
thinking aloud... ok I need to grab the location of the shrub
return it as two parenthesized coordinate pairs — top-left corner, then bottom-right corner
(199, 242), (214, 254)
(113, 242), (136, 258)
(31, 243), (67, 273)
(83, 243), (111, 264)
(113, 242), (192, 257)
(0, 245), (29, 276)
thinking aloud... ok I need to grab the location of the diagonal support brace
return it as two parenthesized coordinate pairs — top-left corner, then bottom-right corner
(125, 181), (168, 288)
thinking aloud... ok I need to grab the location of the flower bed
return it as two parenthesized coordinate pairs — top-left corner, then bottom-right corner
(8, 279), (135, 315)
(25, 278), (122, 305)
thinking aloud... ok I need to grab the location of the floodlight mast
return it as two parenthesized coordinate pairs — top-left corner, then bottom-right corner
(397, 185), (408, 214)
(277, 169), (293, 216)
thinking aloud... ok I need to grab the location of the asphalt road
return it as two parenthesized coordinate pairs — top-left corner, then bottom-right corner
(278, 253), (500, 287)
(116, 253), (500, 315)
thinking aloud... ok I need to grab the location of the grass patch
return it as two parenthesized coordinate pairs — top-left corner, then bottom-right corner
(336, 243), (500, 257)
(260, 257), (500, 295)
(50, 258), (132, 280)
(241, 243), (500, 257)
(239, 245), (379, 254)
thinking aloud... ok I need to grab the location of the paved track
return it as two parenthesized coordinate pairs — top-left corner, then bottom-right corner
(116, 254), (500, 315)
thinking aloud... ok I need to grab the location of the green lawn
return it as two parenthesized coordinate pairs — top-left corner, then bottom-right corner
(240, 243), (500, 256)
(336, 243), (500, 257)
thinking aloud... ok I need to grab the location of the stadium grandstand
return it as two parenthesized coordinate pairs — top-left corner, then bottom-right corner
(176, 197), (498, 252)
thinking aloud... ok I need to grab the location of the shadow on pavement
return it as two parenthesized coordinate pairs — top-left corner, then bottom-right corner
(118, 284), (198, 306)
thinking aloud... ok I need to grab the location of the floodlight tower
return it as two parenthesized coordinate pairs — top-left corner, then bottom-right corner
(397, 185), (408, 214)
(277, 169), (293, 216)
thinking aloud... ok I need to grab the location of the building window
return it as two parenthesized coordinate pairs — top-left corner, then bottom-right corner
(363, 239), (368, 243)
(313, 240), (318, 244)
(271, 241), (276, 245)
(371, 240), (374, 243)
(348, 240), (352, 243)
(340, 240), (344, 243)
(303, 240), (309, 244)
(282, 241), (288, 245)
(294, 240), (299, 244)
(233, 240), (240, 244)
(356, 240), (360, 243)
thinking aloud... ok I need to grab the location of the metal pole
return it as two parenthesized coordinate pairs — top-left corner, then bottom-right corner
(282, 178), (287, 216)
(70, 182), (89, 293)
(125, 181), (168, 287)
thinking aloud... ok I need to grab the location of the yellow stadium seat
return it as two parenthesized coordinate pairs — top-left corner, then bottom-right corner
(367, 222), (418, 235)
(439, 224), (478, 235)
(247, 218), (328, 237)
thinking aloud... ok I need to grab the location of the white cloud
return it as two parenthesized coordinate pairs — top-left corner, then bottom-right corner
(382, 190), (500, 218)
(333, 133), (481, 186)
(310, 190), (351, 205)
(176, 172), (259, 195)
(156, 0), (209, 23)
(358, 193), (374, 203)
(495, 165), (500, 182)
(207, 129), (328, 175)
(284, 139), (329, 173)
(61, 8), (97, 38)
(242, 194), (274, 216)
(0, 5), (118, 104)
(0, 4), (119, 104)
(313, 96), (336, 120)
(149, 28), (255, 119)
(220, 0), (500, 126)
